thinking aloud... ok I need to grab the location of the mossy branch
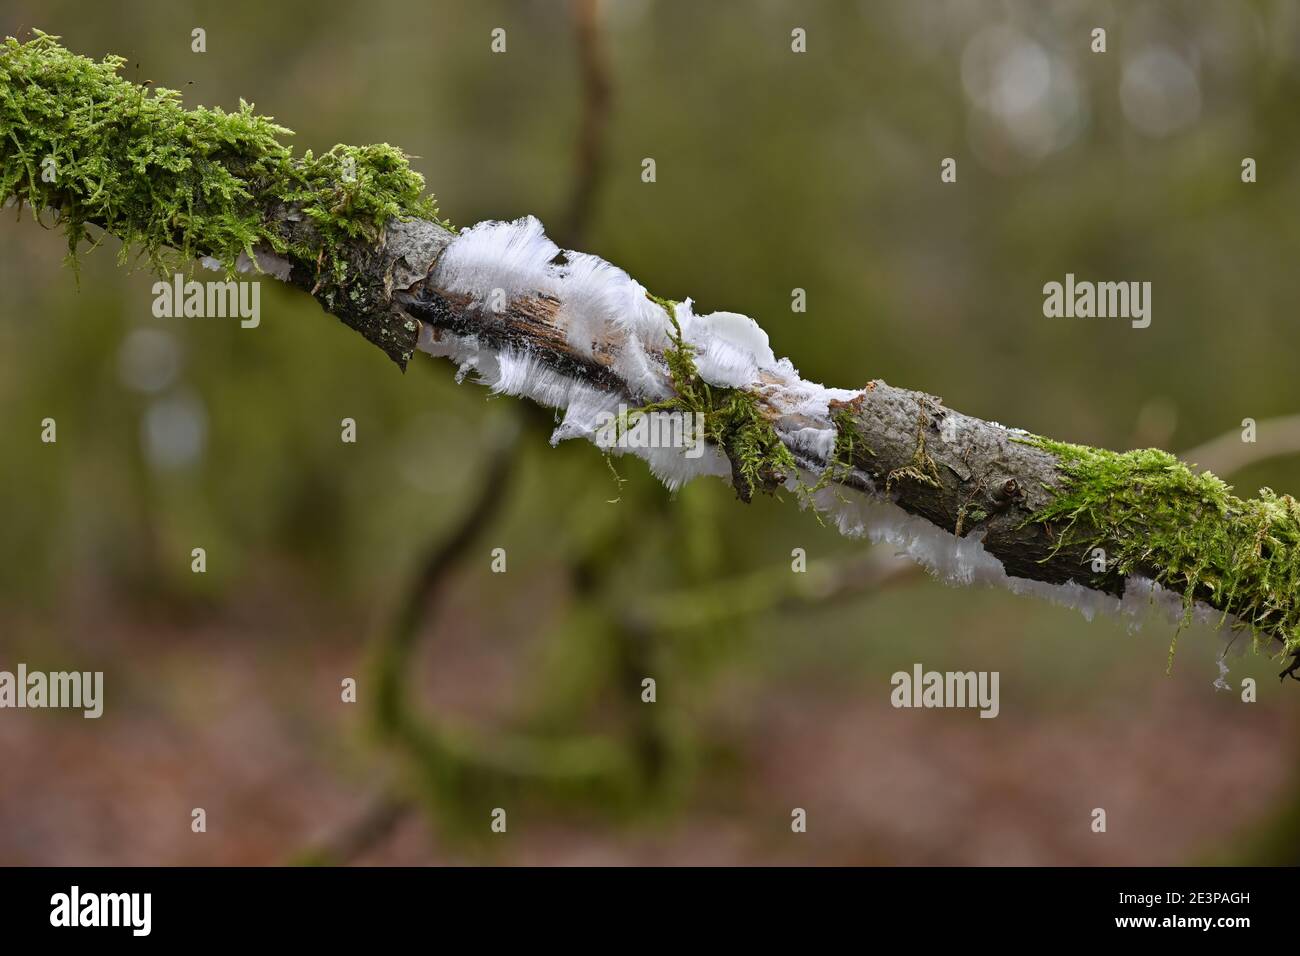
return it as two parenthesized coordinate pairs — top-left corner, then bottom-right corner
(5, 34), (1299, 676)
(1, 31), (448, 366)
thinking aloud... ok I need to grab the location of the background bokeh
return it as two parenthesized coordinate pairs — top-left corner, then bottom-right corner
(2, 0), (1299, 865)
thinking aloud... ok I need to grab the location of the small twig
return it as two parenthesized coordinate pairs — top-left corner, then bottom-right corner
(1281, 649), (1300, 683)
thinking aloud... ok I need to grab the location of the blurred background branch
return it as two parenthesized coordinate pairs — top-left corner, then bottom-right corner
(1182, 415), (1300, 478)
(561, 0), (611, 249)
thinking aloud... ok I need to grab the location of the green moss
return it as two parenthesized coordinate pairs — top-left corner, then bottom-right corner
(631, 294), (798, 500)
(828, 407), (870, 475)
(885, 409), (941, 493)
(801, 406), (869, 503)
(954, 502), (989, 538)
(623, 314), (879, 506)
(1021, 436), (1300, 657)
(0, 32), (446, 284)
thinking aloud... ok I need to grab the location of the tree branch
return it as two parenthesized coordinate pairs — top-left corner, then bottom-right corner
(6, 34), (1299, 672)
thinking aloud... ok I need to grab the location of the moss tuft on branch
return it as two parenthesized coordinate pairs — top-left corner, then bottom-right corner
(1021, 437), (1300, 657)
(0, 31), (444, 283)
(629, 295), (798, 501)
